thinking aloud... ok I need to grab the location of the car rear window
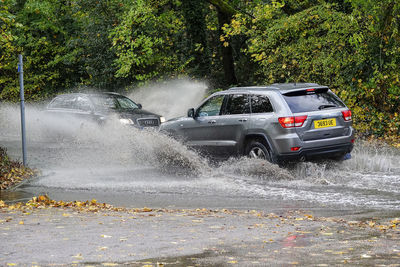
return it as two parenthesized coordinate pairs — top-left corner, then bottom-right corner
(282, 88), (345, 113)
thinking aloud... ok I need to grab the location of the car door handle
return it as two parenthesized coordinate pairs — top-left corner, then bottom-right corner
(208, 120), (217, 124)
(238, 119), (248, 122)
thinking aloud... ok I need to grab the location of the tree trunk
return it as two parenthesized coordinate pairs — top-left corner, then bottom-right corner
(217, 9), (237, 85)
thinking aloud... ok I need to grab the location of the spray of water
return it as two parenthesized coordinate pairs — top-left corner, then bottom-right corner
(1, 79), (399, 209)
(128, 79), (208, 119)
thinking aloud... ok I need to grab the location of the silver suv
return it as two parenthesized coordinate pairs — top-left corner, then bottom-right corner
(160, 83), (354, 163)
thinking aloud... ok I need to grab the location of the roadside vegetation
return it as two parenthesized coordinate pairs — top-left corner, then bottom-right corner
(0, 147), (36, 190)
(0, 0), (399, 146)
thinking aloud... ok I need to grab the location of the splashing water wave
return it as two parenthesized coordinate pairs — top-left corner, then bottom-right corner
(1, 81), (399, 210)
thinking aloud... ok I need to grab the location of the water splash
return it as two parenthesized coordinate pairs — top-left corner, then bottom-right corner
(216, 157), (293, 181)
(1, 96), (400, 210)
(128, 79), (207, 119)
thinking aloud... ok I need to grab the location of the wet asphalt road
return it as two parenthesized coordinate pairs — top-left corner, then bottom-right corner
(1, 119), (400, 265)
(1, 203), (400, 266)
(1, 126), (400, 217)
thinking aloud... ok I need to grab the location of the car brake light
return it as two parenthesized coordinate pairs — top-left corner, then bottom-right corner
(306, 88), (315, 92)
(291, 147), (301, 151)
(278, 116), (307, 128)
(342, 110), (352, 121)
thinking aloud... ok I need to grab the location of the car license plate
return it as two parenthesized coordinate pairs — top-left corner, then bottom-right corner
(314, 118), (336, 129)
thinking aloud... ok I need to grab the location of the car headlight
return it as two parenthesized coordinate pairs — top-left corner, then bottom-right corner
(160, 116), (166, 123)
(119, 118), (134, 125)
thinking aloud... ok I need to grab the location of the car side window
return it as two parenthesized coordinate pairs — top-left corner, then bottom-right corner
(197, 95), (225, 117)
(75, 96), (92, 111)
(48, 95), (76, 109)
(48, 96), (66, 109)
(250, 95), (273, 113)
(223, 94), (250, 115)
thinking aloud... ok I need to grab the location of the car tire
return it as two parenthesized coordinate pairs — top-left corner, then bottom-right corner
(245, 140), (273, 162)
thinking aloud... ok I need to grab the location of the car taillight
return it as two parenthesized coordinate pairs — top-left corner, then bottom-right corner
(278, 116), (307, 128)
(342, 110), (352, 121)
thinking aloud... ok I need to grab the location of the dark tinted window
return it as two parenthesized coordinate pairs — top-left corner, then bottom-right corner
(223, 94), (250, 115)
(283, 89), (345, 113)
(91, 95), (139, 110)
(250, 95), (273, 113)
(197, 95), (224, 117)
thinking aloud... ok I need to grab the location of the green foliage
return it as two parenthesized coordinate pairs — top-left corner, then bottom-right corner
(70, 0), (128, 89)
(110, 0), (188, 83)
(0, 0), (398, 143)
(223, 0), (400, 144)
(1, 0), (81, 100)
(0, 0), (21, 100)
(181, 0), (211, 77)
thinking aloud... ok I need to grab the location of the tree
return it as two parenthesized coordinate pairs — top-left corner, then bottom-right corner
(0, 0), (22, 100)
(110, 0), (188, 85)
(207, 0), (238, 85)
(70, 0), (127, 90)
(181, 0), (211, 78)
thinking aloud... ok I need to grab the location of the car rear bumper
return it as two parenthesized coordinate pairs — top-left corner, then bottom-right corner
(276, 142), (354, 162)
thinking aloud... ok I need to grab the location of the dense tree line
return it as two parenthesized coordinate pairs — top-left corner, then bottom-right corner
(0, 0), (399, 142)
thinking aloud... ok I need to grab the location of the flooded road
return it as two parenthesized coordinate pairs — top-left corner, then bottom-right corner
(1, 112), (399, 218)
(1, 101), (400, 266)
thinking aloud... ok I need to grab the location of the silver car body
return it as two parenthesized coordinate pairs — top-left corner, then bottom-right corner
(160, 83), (354, 163)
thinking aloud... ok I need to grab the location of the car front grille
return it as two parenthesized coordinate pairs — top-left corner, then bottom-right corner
(137, 118), (159, 127)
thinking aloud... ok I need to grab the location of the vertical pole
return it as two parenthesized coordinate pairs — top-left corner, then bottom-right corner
(18, 54), (27, 166)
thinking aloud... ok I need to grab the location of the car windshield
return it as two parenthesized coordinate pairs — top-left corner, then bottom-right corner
(282, 89), (345, 113)
(91, 95), (139, 110)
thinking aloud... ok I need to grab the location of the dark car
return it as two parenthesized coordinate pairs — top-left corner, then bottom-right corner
(46, 92), (165, 128)
(160, 83), (354, 163)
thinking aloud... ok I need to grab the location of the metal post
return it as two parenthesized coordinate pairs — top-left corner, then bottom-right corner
(18, 54), (27, 166)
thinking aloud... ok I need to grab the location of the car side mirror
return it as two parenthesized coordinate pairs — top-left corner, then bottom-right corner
(187, 108), (195, 118)
(137, 103), (142, 109)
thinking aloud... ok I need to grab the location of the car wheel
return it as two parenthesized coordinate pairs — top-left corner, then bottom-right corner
(245, 140), (272, 162)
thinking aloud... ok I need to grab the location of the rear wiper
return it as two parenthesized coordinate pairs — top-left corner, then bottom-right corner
(318, 104), (337, 110)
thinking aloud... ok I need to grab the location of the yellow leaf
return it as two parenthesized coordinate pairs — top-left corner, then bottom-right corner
(223, 42), (229, 47)
(72, 253), (83, 259)
(19, 221), (24, 225)
(322, 232), (333, 236)
(142, 207), (152, 212)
